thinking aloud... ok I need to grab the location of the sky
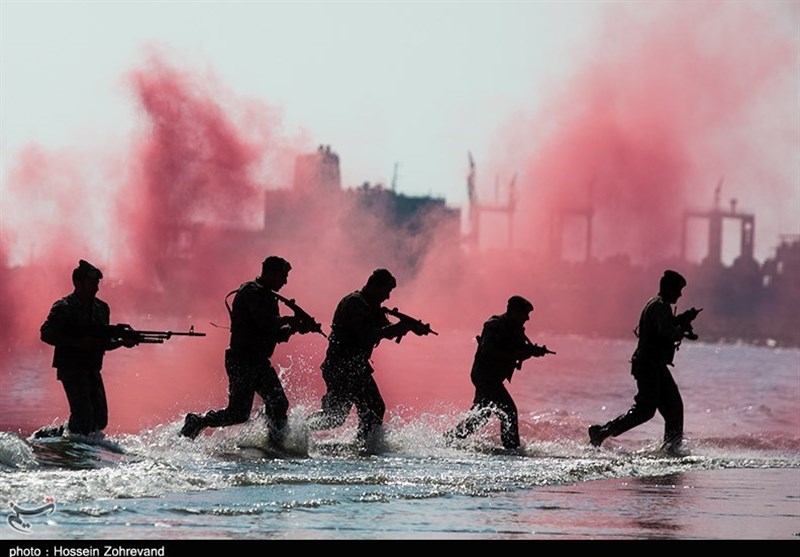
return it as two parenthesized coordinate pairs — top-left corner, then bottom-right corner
(0, 1), (597, 202)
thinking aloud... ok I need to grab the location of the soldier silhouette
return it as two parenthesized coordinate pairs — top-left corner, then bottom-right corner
(307, 268), (428, 450)
(38, 260), (138, 437)
(180, 256), (313, 447)
(446, 296), (552, 451)
(588, 270), (701, 453)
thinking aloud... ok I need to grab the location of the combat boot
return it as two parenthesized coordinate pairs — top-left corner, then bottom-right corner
(33, 423), (66, 439)
(660, 433), (686, 456)
(588, 424), (611, 447)
(180, 413), (205, 439)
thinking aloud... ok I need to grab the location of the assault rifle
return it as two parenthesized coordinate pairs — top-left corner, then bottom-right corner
(272, 291), (327, 338)
(514, 335), (556, 370)
(105, 324), (206, 344)
(676, 306), (702, 341)
(383, 306), (438, 343)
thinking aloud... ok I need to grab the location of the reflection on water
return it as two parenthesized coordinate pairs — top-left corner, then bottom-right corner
(628, 473), (687, 537)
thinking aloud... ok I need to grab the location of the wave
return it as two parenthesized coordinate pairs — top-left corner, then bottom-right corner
(1, 410), (797, 507)
(0, 431), (36, 469)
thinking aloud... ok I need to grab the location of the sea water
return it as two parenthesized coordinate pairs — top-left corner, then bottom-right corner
(0, 334), (798, 540)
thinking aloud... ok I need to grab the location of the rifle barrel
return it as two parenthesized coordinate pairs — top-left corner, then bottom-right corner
(131, 330), (206, 336)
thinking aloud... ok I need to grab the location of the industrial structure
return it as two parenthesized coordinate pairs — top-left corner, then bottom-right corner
(461, 155), (798, 344)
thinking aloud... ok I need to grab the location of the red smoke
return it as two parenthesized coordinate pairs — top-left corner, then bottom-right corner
(115, 53), (287, 304)
(0, 244), (16, 364)
(1, 2), (796, 435)
(497, 1), (798, 264)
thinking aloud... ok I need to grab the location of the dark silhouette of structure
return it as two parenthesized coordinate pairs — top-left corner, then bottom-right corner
(465, 152), (516, 251)
(293, 145), (341, 194)
(10, 147), (793, 348)
(267, 145), (460, 276)
(548, 177), (595, 262)
(681, 180), (756, 268)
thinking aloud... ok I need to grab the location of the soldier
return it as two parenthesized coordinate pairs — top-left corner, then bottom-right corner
(588, 270), (700, 453)
(180, 256), (312, 447)
(38, 260), (138, 437)
(307, 268), (427, 449)
(446, 296), (551, 451)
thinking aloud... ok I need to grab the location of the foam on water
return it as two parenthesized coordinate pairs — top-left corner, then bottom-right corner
(2, 406), (796, 512)
(0, 431), (36, 469)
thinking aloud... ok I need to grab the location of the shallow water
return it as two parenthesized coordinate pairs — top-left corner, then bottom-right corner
(1, 335), (798, 540)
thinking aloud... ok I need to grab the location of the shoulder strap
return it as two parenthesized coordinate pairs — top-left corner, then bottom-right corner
(224, 286), (242, 318)
(225, 280), (279, 318)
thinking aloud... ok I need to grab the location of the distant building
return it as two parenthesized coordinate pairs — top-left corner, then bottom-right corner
(293, 145), (341, 193)
(263, 146), (460, 275)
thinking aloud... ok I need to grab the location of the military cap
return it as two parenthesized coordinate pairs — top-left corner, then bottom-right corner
(507, 295), (533, 313)
(72, 259), (103, 283)
(660, 269), (687, 291)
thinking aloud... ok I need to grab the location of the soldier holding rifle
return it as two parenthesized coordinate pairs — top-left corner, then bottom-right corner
(445, 295), (554, 452)
(180, 256), (315, 448)
(308, 268), (435, 449)
(38, 260), (141, 437)
(588, 269), (701, 454)
(103, 323), (205, 344)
